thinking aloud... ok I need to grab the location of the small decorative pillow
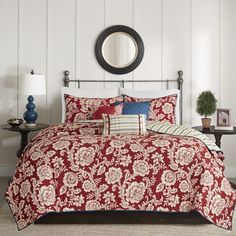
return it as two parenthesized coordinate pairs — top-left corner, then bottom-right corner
(122, 102), (150, 119)
(92, 104), (123, 120)
(124, 94), (177, 124)
(65, 95), (123, 122)
(103, 114), (147, 135)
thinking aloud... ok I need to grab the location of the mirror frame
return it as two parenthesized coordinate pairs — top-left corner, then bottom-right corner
(95, 25), (144, 74)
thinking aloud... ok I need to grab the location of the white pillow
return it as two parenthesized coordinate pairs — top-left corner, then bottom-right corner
(119, 87), (180, 125)
(61, 87), (119, 123)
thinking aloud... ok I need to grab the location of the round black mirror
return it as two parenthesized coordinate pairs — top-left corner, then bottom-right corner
(95, 25), (144, 74)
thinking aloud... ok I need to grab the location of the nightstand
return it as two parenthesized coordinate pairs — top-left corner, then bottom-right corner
(192, 126), (236, 148)
(0, 123), (49, 158)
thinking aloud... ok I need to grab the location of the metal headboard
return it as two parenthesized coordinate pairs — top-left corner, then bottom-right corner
(63, 70), (184, 124)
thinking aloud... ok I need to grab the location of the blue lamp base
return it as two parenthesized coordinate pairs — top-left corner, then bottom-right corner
(23, 95), (38, 127)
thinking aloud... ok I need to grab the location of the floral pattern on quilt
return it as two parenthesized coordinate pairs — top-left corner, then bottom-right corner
(124, 94), (177, 124)
(5, 122), (236, 230)
(65, 95), (123, 122)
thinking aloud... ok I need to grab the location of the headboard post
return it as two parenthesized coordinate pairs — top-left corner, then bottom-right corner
(64, 71), (70, 87)
(177, 70), (184, 125)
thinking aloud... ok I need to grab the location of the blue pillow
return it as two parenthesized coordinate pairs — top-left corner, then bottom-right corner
(122, 102), (150, 119)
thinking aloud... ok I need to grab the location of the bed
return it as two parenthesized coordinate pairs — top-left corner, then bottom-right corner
(5, 71), (236, 230)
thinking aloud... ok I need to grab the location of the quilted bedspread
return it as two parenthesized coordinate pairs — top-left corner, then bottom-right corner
(5, 122), (236, 230)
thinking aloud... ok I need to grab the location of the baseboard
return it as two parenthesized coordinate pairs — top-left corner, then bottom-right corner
(0, 164), (16, 177)
(1, 164), (236, 178)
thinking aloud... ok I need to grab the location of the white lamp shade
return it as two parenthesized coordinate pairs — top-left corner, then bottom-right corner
(20, 73), (46, 95)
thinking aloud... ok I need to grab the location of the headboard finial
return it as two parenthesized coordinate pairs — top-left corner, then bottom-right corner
(64, 70), (70, 87)
(177, 70), (184, 88)
(178, 70), (183, 77)
(177, 70), (184, 84)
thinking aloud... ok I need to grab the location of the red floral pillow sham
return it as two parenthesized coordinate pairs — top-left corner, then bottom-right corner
(65, 95), (123, 122)
(124, 94), (177, 124)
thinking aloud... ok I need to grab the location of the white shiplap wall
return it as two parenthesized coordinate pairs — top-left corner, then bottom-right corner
(1, 0), (236, 177)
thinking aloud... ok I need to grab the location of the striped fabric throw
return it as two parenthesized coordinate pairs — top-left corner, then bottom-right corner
(147, 122), (221, 152)
(103, 114), (147, 135)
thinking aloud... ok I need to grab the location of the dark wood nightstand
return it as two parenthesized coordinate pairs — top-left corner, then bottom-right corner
(0, 123), (49, 158)
(192, 126), (236, 148)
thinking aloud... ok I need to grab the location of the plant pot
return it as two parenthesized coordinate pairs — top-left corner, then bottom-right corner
(201, 118), (211, 129)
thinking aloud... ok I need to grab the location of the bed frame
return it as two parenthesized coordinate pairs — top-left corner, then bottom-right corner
(36, 70), (210, 225)
(63, 70), (184, 124)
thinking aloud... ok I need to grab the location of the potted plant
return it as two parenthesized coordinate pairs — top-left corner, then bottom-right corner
(196, 90), (217, 129)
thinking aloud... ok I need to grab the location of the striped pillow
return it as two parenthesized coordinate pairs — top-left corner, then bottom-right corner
(103, 114), (147, 135)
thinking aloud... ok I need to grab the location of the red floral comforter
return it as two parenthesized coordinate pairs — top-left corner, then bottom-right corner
(5, 122), (236, 230)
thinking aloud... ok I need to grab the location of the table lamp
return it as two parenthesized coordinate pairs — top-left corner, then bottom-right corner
(20, 70), (46, 127)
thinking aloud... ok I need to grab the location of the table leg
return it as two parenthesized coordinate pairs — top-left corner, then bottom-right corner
(16, 131), (29, 158)
(213, 133), (222, 148)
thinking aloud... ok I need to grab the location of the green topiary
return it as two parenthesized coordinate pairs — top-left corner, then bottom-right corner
(196, 91), (217, 118)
